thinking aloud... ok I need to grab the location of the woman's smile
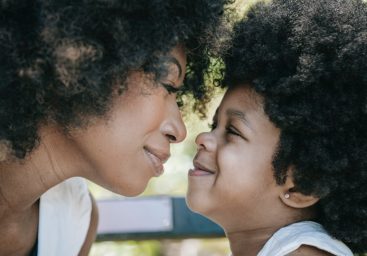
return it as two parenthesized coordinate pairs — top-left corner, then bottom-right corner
(144, 146), (170, 177)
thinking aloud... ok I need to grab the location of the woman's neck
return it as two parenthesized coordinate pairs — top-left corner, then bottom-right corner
(0, 125), (91, 255)
(0, 126), (87, 212)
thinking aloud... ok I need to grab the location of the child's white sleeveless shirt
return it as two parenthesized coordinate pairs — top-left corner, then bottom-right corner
(257, 221), (353, 256)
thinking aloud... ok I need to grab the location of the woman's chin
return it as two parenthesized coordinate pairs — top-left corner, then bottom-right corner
(120, 189), (145, 197)
(108, 180), (150, 197)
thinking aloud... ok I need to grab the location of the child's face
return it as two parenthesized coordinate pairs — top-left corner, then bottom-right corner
(186, 85), (284, 231)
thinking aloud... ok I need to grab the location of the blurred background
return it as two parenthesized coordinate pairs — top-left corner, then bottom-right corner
(89, 1), (269, 255)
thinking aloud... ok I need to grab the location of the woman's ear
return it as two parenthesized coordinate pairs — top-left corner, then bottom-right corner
(279, 172), (319, 209)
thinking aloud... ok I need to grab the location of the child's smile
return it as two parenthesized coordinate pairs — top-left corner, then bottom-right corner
(189, 156), (217, 176)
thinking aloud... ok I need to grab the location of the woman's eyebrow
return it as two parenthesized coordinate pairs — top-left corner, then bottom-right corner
(226, 108), (254, 131)
(165, 56), (183, 79)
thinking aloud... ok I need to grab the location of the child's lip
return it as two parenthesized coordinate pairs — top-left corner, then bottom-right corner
(193, 160), (216, 174)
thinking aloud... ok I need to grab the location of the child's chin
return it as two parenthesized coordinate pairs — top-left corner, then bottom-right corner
(186, 190), (208, 215)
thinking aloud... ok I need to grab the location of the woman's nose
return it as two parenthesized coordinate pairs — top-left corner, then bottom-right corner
(161, 102), (187, 143)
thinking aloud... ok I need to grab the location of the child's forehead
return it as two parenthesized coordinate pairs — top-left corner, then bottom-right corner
(215, 85), (274, 123)
(219, 85), (264, 112)
(213, 83), (281, 140)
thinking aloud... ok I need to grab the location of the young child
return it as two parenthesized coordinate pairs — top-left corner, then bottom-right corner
(186, 0), (367, 255)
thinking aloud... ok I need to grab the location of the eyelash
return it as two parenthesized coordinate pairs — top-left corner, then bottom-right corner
(226, 125), (240, 136)
(161, 83), (180, 94)
(209, 121), (217, 130)
(208, 122), (241, 137)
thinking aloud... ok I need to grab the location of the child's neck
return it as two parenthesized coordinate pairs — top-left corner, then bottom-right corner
(226, 210), (317, 256)
(226, 225), (282, 256)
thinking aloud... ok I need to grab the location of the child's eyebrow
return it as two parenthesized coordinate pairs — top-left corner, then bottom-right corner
(226, 108), (254, 131)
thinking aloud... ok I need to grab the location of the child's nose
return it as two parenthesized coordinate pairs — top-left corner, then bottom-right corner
(195, 131), (216, 152)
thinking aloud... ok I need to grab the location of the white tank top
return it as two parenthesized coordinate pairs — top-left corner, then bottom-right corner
(258, 221), (353, 256)
(37, 177), (92, 256)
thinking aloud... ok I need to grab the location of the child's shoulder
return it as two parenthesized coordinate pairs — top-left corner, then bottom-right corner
(259, 221), (353, 256)
(287, 245), (334, 256)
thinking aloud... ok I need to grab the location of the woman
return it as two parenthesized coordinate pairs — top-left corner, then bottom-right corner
(0, 0), (230, 255)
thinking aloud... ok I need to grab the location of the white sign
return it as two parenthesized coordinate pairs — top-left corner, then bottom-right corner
(97, 197), (173, 234)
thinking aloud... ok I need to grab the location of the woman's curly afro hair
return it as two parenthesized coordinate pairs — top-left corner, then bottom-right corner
(224, 0), (367, 252)
(0, 0), (232, 160)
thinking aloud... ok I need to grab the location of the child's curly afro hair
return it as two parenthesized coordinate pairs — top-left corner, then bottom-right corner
(224, 0), (367, 252)
(0, 0), (232, 160)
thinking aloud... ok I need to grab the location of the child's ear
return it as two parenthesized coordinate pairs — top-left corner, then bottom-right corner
(279, 173), (319, 209)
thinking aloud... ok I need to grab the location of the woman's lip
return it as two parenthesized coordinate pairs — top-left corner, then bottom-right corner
(144, 147), (170, 177)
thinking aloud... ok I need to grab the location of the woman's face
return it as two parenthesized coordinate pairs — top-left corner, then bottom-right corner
(186, 85), (282, 231)
(70, 46), (187, 196)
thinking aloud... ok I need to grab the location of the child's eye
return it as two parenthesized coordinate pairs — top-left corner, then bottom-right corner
(161, 83), (180, 94)
(226, 125), (243, 138)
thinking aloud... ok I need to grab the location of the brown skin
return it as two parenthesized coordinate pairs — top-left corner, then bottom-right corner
(288, 245), (335, 256)
(187, 85), (323, 256)
(79, 194), (99, 256)
(0, 45), (187, 255)
(0, 199), (39, 256)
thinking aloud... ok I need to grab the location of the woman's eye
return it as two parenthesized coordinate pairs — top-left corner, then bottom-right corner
(208, 121), (217, 131)
(161, 83), (180, 94)
(176, 97), (184, 108)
